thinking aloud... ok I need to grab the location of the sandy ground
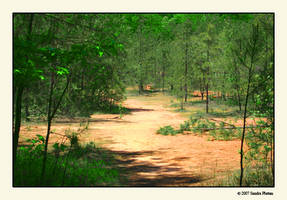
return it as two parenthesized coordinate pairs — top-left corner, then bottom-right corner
(80, 96), (241, 186)
(19, 94), (243, 186)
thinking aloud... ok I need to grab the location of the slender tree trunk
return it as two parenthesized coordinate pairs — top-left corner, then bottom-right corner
(40, 71), (54, 184)
(13, 86), (24, 164)
(180, 80), (184, 110)
(236, 87), (242, 111)
(25, 102), (30, 121)
(13, 14), (34, 166)
(199, 78), (204, 100)
(24, 91), (30, 121)
(162, 51), (166, 93)
(138, 81), (144, 94)
(138, 20), (144, 95)
(240, 24), (259, 186)
(184, 26), (188, 102)
(239, 68), (252, 186)
(206, 83), (209, 113)
(205, 46), (210, 114)
(41, 72), (70, 184)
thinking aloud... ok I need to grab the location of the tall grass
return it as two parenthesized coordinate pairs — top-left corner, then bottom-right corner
(14, 141), (120, 186)
(213, 165), (273, 186)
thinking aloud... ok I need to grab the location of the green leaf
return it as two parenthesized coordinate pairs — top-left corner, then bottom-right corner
(99, 51), (104, 57)
(56, 66), (69, 75)
(36, 134), (45, 142)
(14, 69), (21, 73)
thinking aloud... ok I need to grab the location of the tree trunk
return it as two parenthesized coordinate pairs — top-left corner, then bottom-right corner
(239, 24), (259, 186)
(13, 86), (24, 164)
(236, 87), (242, 111)
(41, 72), (70, 184)
(40, 71), (54, 184)
(14, 14), (34, 164)
(180, 80), (184, 110)
(206, 82), (209, 114)
(205, 46), (210, 114)
(162, 51), (166, 93)
(199, 78), (204, 100)
(138, 81), (144, 94)
(239, 68), (252, 186)
(25, 99), (30, 121)
(138, 16), (144, 95)
(184, 26), (188, 102)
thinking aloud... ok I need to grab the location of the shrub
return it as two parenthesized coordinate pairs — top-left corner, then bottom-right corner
(156, 125), (177, 136)
(179, 121), (191, 133)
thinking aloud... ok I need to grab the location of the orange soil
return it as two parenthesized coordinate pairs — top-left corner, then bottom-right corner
(19, 95), (244, 186)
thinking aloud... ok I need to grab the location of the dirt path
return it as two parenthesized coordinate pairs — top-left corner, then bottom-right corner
(79, 95), (241, 186)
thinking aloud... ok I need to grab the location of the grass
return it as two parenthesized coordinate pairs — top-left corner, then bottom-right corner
(212, 165), (274, 186)
(14, 140), (121, 186)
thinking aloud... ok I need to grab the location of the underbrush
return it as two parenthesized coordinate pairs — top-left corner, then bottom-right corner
(156, 125), (177, 136)
(99, 103), (130, 115)
(156, 117), (240, 141)
(14, 135), (120, 186)
(214, 165), (273, 186)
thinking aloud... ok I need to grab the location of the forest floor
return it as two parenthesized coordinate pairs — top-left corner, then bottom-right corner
(19, 92), (254, 186)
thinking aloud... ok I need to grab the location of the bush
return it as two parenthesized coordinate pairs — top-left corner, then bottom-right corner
(156, 125), (178, 136)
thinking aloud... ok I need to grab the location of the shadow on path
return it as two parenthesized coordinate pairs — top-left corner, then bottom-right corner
(127, 108), (155, 112)
(104, 150), (204, 187)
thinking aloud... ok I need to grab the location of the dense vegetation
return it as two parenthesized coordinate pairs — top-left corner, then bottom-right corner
(13, 13), (274, 186)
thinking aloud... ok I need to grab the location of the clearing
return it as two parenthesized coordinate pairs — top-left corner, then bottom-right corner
(20, 92), (242, 186)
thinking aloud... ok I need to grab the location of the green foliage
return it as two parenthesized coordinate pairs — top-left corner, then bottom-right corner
(179, 121), (191, 132)
(156, 125), (178, 136)
(14, 141), (120, 186)
(245, 121), (273, 167)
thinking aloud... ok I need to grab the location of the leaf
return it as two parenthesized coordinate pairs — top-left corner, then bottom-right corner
(14, 69), (21, 74)
(99, 51), (104, 57)
(56, 66), (69, 75)
(36, 134), (45, 142)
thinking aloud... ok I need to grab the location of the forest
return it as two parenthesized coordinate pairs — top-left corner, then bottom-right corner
(13, 13), (274, 187)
